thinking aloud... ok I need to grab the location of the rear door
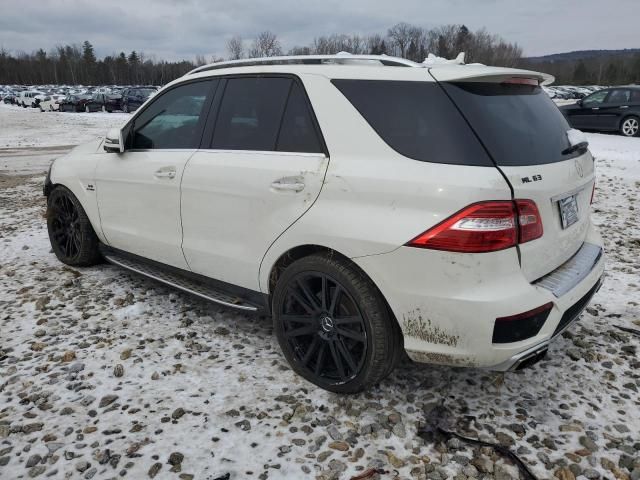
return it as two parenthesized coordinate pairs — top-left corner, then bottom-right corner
(180, 75), (328, 291)
(598, 88), (632, 130)
(434, 75), (595, 281)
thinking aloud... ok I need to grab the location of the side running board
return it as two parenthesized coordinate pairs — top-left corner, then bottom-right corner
(103, 252), (259, 312)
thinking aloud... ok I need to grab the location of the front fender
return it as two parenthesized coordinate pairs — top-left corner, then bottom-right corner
(48, 139), (107, 243)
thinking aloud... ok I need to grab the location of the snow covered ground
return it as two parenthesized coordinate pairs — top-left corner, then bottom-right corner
(0, 104), (639, 480)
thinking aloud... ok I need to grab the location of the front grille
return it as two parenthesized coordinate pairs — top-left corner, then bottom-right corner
(552, 278), (602, 338)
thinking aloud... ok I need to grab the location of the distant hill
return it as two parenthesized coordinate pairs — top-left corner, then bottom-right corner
(526, 49), (640, 63)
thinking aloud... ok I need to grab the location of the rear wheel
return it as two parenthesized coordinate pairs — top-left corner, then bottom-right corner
(620, 116), (639, 137)
(47, 187), (102, 266)
(272, 253), (400, 393)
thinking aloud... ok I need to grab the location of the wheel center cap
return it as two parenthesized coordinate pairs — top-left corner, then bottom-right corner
(320, 315), (334, 332)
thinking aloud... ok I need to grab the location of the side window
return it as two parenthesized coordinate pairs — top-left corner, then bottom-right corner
(212, 77), (291, 151)
(605, 89), (630, 104)
(131, 80), (214, 150)
(276, 82), (323, 154)
(583, 90), (608, 107)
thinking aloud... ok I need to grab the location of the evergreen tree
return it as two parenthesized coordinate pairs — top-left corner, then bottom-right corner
(573, 60), (589, 84)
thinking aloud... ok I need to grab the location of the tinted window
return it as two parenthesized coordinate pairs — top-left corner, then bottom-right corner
(606, 89), (630, 104)
(442, 82), (575, 166)
(276, 82), (323, 153)
(131, 80), (213, 149)
(332, 80), (492, 166)
(212, 77), (291, 151)
(583, 90), (608, 107)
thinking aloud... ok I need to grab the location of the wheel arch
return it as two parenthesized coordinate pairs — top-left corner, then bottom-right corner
(620, 113), (639, 129)
(266, 244), (403, 335)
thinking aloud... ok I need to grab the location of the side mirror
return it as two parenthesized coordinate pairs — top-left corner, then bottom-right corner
(104, 127), (124, 153)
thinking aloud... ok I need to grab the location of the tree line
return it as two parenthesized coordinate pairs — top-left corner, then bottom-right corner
(519, 53), (640, 86)
(1, 23), (636, 87)
(0, 24), (523, 86)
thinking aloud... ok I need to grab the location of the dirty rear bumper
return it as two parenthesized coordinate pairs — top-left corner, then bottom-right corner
(491, 275), (603, 371)
(353, 221), (605, 369)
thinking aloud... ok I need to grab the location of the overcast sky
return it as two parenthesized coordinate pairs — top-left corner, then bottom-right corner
(1, 0), (638, 61)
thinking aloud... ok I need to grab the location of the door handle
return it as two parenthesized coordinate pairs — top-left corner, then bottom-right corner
(271, 178), (305, 193)
(620, 106), (629, 109)
(591, 107), (600, 110)
(154, 167), (176, 179)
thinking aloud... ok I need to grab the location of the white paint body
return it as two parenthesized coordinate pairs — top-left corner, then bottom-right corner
(49, 58), (605, 369)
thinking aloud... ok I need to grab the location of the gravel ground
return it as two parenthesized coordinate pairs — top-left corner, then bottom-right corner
(0, 105), (639, 480)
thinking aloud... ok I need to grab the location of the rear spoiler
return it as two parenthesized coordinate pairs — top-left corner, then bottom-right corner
(428, 66), (555, 86)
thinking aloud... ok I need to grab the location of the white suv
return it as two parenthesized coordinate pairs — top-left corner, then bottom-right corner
(44, 55), (605, 393)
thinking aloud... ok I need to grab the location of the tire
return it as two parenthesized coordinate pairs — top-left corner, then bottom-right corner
(272, 253), (400, 393)
(620, 116), (639, 137)
(47, 186), (102, 267)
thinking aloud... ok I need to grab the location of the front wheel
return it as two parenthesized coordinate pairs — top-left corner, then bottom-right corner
(272, 253), (401, 393)
(47, 187), (102, 266)
(620, 116), (639, 137)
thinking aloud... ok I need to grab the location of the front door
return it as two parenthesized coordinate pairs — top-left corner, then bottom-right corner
(571, 89), (609, 129)
(96, 79), (216, 269)
(181, 76), (329, 291)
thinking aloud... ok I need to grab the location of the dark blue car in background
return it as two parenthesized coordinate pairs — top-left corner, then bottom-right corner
(121, 87), (158, 113)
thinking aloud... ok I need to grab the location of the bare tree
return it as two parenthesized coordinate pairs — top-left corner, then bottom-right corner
(249, 31), (282, 58)
(387, 22), (418, 58)
(226, 36), (244, 60)
(194, 54), (207, 66)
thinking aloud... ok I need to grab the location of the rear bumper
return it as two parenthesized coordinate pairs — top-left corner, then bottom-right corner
(353, 221), (605, 369)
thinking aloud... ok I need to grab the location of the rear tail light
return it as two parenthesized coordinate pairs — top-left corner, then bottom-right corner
(515, 199), (543, 243)
(407, 200), (543, 253)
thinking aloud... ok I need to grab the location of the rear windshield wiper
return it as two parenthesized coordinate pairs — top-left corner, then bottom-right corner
(562, 141), (588, 156)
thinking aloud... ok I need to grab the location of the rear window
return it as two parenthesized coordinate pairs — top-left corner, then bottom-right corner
(332, 80), (493, 166)
(442, 82), (575, 166)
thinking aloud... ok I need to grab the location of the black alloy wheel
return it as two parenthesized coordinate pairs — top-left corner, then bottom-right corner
(273, 253), (400, 393)
(47, 187), (102, 266)
(280, 271), (368, 383)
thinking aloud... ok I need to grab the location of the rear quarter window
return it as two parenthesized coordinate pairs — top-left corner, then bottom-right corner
(331, 80), (493, 166)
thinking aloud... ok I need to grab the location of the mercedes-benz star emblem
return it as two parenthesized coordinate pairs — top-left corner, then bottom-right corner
(320, 316), (334, 332)
(575, 159), (584, 178)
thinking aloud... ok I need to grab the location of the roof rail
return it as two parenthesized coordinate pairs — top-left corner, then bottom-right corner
(186, 54), (425, 76)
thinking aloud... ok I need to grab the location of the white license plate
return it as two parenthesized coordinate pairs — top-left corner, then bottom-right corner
(559, 194), (579, 229)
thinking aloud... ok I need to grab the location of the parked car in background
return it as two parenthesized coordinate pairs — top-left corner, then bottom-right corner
(3, 93), (18, 104)
(44, 55), (604, 393)
(58, 94), (92, 112)
(40, 94), (66, 111)
(84, 93), (122, 112)
(120, 87), (157, 113)
(18, 90), (45, 108)
(560, 86), (640, 137)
